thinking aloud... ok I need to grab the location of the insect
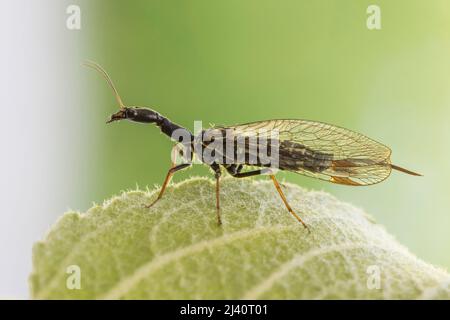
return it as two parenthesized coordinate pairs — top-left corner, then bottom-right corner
(85, 61), (421, 232)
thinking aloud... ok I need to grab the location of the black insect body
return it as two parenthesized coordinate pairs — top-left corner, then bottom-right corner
(85, 61), (421, 231)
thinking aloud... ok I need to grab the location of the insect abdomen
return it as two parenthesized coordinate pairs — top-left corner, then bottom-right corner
(199, 129), (332, 173)
(278, 140), (332, 173)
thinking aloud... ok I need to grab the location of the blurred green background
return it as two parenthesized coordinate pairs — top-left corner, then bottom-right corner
(79, 1), (450, 270)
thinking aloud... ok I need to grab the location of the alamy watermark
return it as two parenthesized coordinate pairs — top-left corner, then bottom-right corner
(367, 5), (381, 30)
(169, 120), (280, 170)
(66, 265), (81, 290)
(66, 5), (81, 30)
(366, 265), (381, 290)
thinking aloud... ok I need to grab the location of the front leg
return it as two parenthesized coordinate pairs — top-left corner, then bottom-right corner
(145, 163), (191, 208)
(210, 163), (222, 225)
(145, 144), (191, 208)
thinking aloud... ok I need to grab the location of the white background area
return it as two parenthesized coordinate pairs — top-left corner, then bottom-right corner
(0, 2), (86, 298)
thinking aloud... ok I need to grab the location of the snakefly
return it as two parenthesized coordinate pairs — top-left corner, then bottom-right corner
(84, 61), (421, 232)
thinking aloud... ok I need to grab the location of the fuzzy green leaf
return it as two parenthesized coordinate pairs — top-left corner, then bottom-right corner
(30, 177), (450, 299)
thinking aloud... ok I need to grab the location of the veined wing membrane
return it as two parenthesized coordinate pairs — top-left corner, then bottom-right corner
(212, 119), (392, 186)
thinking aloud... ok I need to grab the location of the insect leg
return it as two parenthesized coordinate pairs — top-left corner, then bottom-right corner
(227, 166), (272, 178)
(145, 163), (191, 208)
(231, 169), (264, 178)
(269, 175), (310, 232)
(211, 163), (222, 225)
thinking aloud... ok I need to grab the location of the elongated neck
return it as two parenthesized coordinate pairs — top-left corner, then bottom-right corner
(157, 117), (193, 142)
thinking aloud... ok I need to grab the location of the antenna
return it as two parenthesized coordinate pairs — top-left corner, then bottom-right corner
(83, 60), (125, 110)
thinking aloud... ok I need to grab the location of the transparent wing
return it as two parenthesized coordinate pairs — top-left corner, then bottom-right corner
(212, 119), (393, 186)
